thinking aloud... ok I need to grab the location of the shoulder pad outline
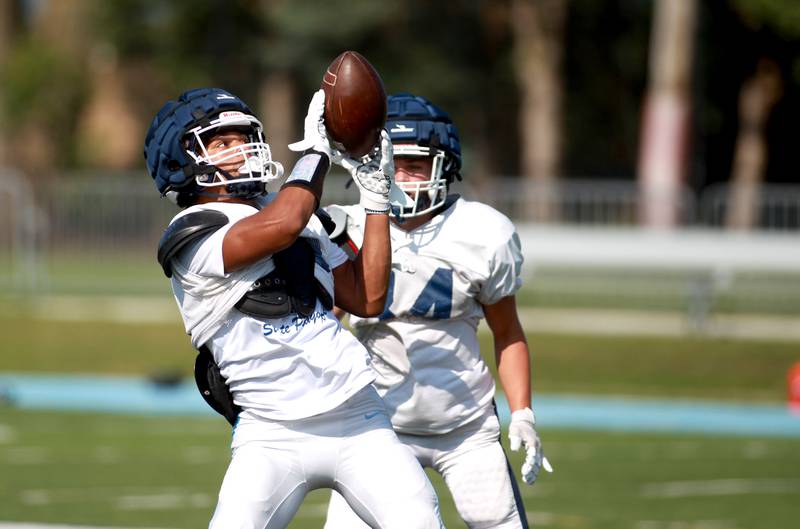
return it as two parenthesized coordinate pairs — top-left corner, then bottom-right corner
(157, 209), (229, 277)
(322, 204), (353, 244)
(314, 208), (336, 236)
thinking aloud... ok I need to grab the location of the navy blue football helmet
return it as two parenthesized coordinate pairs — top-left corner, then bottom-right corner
(386, 93), (462, 218)
(144, 88), (283, 205)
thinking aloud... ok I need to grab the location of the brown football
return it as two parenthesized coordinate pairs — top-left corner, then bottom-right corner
(321, 51), (387, 158)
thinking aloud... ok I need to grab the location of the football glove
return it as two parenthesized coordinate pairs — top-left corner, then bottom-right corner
(509, 407), (553, 485)
(336, 130), (412, 214)
(284, 90), (334, 206)
(288, 89), (332, 158)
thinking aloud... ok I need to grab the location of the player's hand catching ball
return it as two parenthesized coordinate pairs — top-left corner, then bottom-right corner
(336, 130), (412, 214)
(288, 89), (333, 158)
(509, 407), (553, 485)
(283, 90), (334, 207)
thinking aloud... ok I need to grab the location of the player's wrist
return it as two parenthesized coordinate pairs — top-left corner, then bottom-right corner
(359, 195), (389, 213)
(281, 151), (330, 207)
(511, 407), (535, 424)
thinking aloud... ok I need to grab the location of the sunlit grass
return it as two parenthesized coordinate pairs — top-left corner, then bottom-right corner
(2, 311), (796, 403)
(1, 408), (799, 529)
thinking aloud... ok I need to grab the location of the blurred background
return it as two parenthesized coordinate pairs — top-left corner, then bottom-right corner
(1, 1), (799, 529)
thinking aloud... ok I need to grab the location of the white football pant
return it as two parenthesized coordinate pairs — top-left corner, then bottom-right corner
(209, 385), (443, 529)
(326, 410), (529, 529)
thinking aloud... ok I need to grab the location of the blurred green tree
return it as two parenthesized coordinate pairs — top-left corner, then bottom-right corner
(1, 7), (87, 178)
(256, 0), (403, 171)
(0, 0), (22, 167)
(82, 1), (267, 169)
(6, 0), (795, 225)
(1, 0), (537, 187)
(731, 0), (800, 39)
(261, 0), (507, 181)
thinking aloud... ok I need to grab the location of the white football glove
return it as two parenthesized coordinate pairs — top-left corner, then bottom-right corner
(336, 129), (412, 213)
(509, 407), (553, 485)
(288, 89), (332, 158)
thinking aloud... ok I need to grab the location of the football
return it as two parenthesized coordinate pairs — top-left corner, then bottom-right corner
(321, 51), (387, 158)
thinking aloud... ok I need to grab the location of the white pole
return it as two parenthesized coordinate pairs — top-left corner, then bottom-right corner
(638, 0), (698, 228)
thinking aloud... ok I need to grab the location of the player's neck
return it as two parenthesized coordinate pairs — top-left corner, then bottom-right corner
(196, 188), (257, 207)
(391, 212), (436, 232)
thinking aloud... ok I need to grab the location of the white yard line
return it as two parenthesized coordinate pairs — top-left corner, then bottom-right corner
(641, 478), (800, 498)
(513, 307), (800, 341)
(27, 296), (178, 324)
(634, 521), (737, 529)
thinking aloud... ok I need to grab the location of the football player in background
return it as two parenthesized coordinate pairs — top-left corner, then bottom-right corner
(325, 93), (552, 529)
(144, 88), (444, 529)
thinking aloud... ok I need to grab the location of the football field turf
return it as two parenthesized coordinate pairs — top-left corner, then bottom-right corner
(2, 310), (799, 528)
(1, 312), (797, 402)
(1, 408), (799, 529)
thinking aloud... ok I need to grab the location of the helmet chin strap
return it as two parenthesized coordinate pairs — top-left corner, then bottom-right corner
(196, 164), (268, 201)
(225, 181), (267, 200)
(222, 168), (267, 200)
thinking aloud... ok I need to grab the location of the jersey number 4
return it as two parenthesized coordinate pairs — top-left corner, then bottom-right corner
(379, 268), (453, 320)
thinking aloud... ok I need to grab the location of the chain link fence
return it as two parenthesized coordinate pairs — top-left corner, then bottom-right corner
(2, 170), (799, 321)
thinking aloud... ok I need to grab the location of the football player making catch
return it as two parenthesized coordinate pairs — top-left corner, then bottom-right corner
(325, 93), (553, 529)
(144, 88), (444, 529)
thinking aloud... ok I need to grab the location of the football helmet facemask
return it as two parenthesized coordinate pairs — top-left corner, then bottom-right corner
(144, 88), (283, 207)
(386, 93), (462, 218)
(184, 110), (283, 198)
(392, 144), (449, 218)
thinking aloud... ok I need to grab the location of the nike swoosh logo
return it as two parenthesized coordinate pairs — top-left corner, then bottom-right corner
(364, 411), (381, 420)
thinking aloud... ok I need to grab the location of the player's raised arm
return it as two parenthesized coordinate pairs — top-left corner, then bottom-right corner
(223, 91), (332, 272)
(332, 131), (395, 317)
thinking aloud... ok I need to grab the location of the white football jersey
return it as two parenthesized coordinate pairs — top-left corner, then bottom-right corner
(166, 199), (375, 421)
(327, 197), (523, 434)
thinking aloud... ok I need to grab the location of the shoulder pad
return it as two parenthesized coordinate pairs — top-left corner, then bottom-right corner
(322, 205), (351, 244)
(314, 208), (336, 236)
(157, 210), (229, 278)
(442, 194), (459, 211)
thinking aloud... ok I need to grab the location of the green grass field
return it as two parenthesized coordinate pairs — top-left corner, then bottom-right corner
(2, 307), (800, 528)
(1, 312), (797, 403)
(2, 409), (799, 529)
